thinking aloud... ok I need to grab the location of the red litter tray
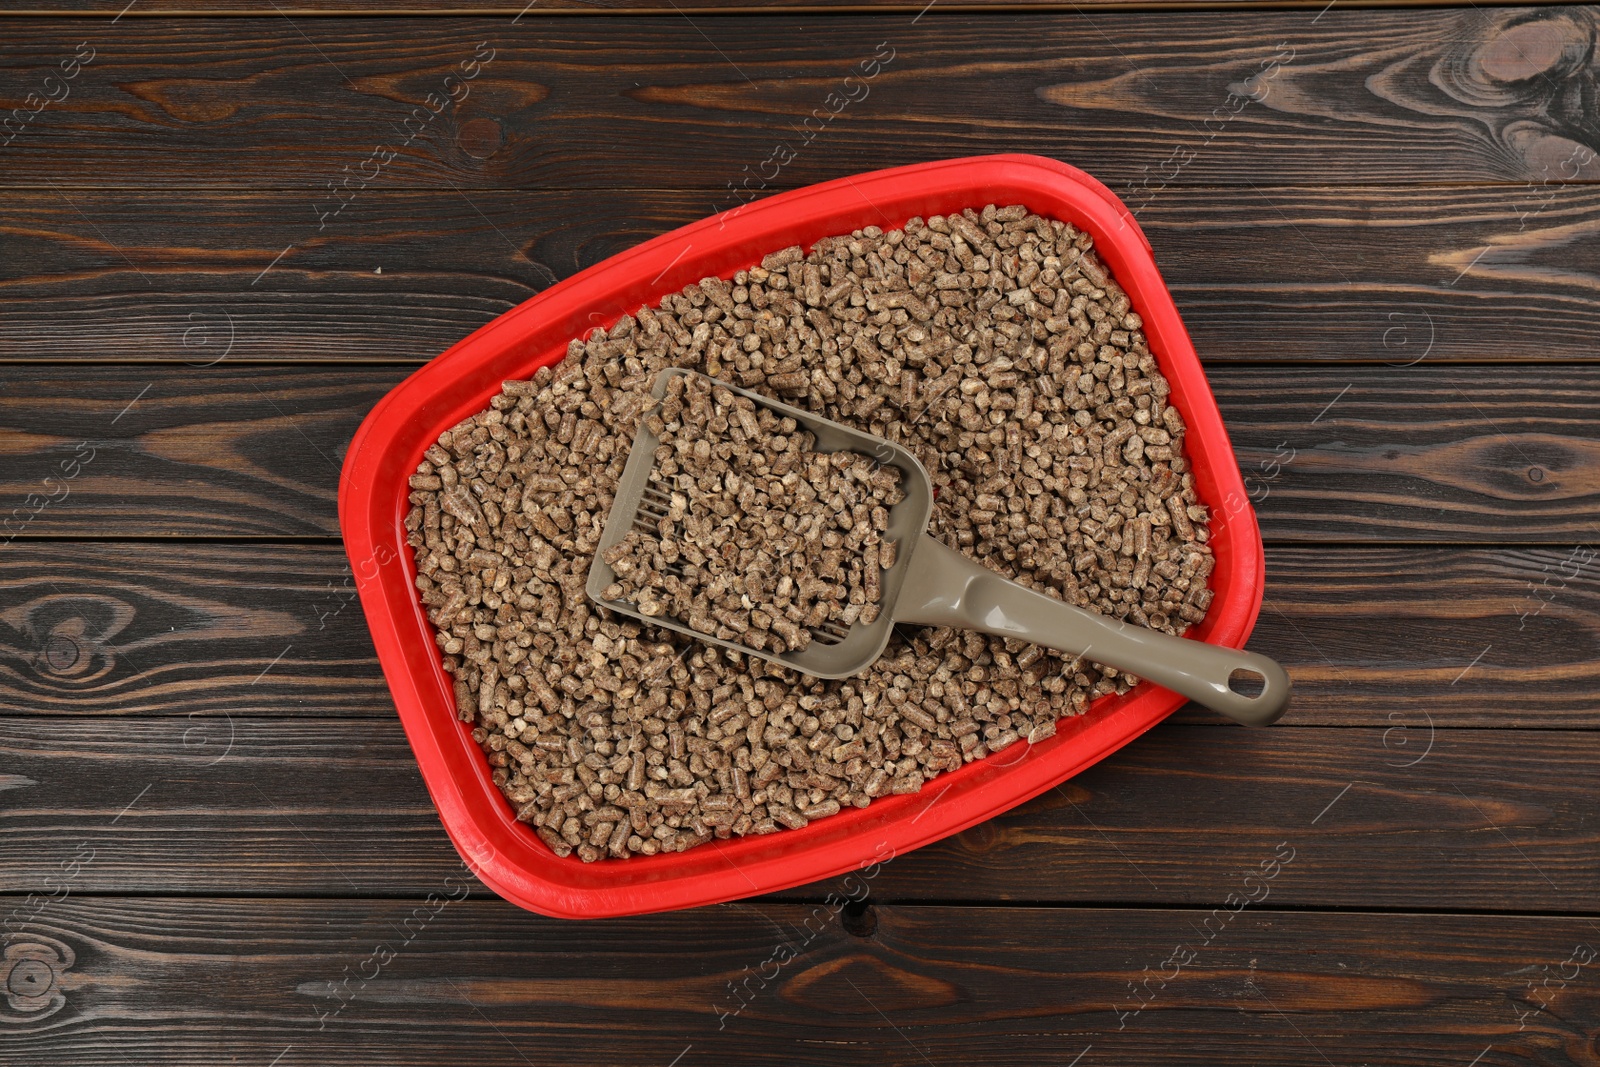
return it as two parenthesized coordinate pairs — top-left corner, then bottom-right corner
(339, 153), (1267, 919)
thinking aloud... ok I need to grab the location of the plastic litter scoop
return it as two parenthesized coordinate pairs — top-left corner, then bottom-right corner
(587, 368), (1290, 726)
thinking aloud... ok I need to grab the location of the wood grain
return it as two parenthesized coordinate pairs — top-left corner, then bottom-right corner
(1221, 545), (1600, 729)
(4, 542), (1595, 726)
(4, 718), (1597, 910)
(5, 183), (1600, 364)
(0, 897), (1594, 1065)
(1, 1), (1591, 1059)
(3, 365), (1598, 541)
(0, 366), (397, 538)
(2, 10), (1597, 189)
(790, 719), (1600, 909)
(0, 542), (386, 717)
(1217, 365), (1600, 543)
(14, 0), (1585, 11)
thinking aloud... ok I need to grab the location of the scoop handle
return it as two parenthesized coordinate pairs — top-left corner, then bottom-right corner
(896, 535), (1290, 726)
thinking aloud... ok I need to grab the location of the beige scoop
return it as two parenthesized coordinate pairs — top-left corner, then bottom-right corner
(587, 368), (1289, 726)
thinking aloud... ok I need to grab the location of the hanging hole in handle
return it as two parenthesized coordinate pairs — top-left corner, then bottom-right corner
(1228, 668), (1267, 698)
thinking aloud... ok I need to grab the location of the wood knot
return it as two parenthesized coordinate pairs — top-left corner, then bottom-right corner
(1431, 11), (1596, 111)
(1479, 16), (1592, 85)
(840, 898), (877, 938)
(1, 936), (75, 1024)
(1504, 124), (1600, 180)
(17, 593), (131, 686)
(30, 621), (97, 682)
(40, 632), (80, 674)
(959, 818), (1002, 855)
(456, 117), (503, 159)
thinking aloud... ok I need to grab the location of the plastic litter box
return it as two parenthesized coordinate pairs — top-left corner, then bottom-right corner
(339, 153), (1267, 919)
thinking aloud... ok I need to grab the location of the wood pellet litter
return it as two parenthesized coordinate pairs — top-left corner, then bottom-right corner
(405, 204), (1216, 861)
(599, 372), (904, 655)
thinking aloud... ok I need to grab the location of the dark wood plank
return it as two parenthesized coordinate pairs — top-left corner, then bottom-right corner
(1, 897), (1594, 1065)
(5, 183), (1600, 364)
(4, 718), (1596, 910)
(789, 720), (1600, 908)
(1156, 182), (1600, 364)
(0, 542), (386, 717)
(3, 10), (1598, 189)
(11, 0), (1579, 10)
(0, 366), (399, 538)
(1216, 365), (1600, 543)
(0, 717), (444, 898)
(3, 365), (1597, 541)
(1221, 545), (1600, 729)
(5, 542), (1595, 727)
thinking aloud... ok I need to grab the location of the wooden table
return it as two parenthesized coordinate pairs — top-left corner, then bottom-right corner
(3, 3), (1598, 1064)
